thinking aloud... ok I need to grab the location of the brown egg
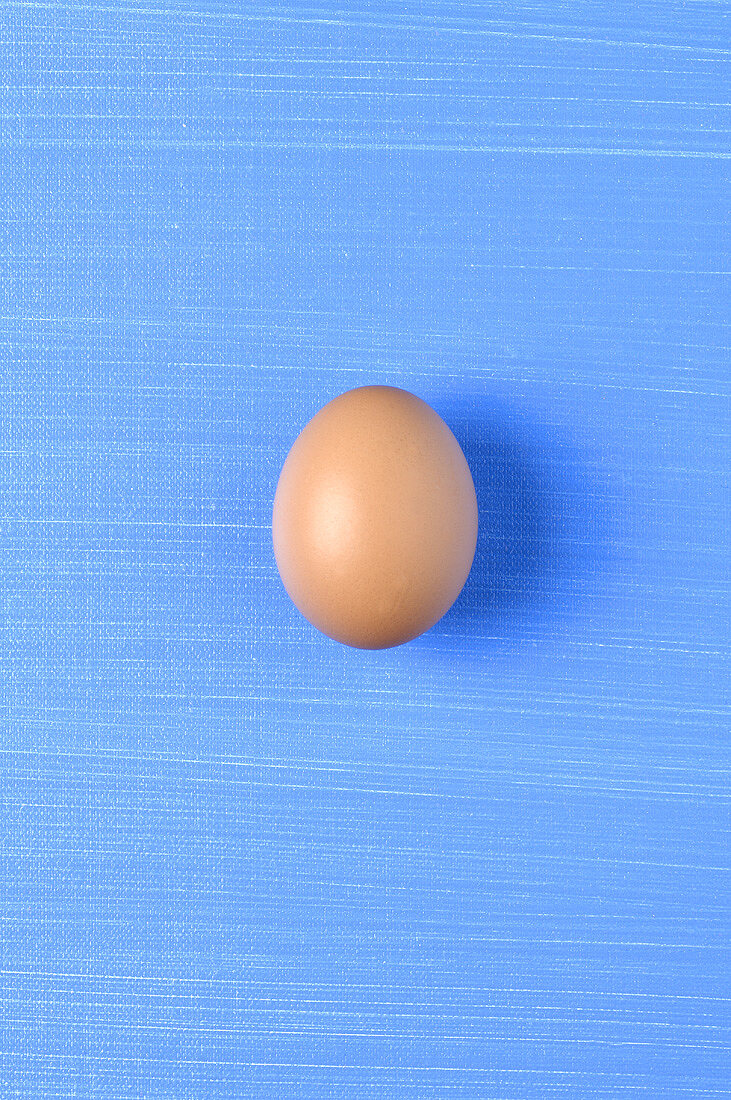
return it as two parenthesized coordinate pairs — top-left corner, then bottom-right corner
(272, 385), (478, 649)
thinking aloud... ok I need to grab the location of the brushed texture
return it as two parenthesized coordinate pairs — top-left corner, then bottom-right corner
(1, 2), (729, 1097)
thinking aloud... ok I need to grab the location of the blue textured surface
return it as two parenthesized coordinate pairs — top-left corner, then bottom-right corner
(2, 3), (730, 1097)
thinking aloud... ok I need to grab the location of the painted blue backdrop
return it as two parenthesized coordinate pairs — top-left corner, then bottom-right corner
(2, 3), (730, 1097)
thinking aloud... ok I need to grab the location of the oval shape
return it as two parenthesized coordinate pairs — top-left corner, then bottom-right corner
(272, 385), (478, 649)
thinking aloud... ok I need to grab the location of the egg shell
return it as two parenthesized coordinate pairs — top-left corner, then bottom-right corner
(272, 385), (478, 649)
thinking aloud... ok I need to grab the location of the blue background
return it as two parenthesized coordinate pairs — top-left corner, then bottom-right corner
(2, 3), (730, 1097)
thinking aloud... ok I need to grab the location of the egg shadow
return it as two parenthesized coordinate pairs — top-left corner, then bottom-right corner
(200, 388), (609, 659)
(423, 391), (602, 650)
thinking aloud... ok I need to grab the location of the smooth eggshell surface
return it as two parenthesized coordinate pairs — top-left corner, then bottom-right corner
(272, 385), (478, 649)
